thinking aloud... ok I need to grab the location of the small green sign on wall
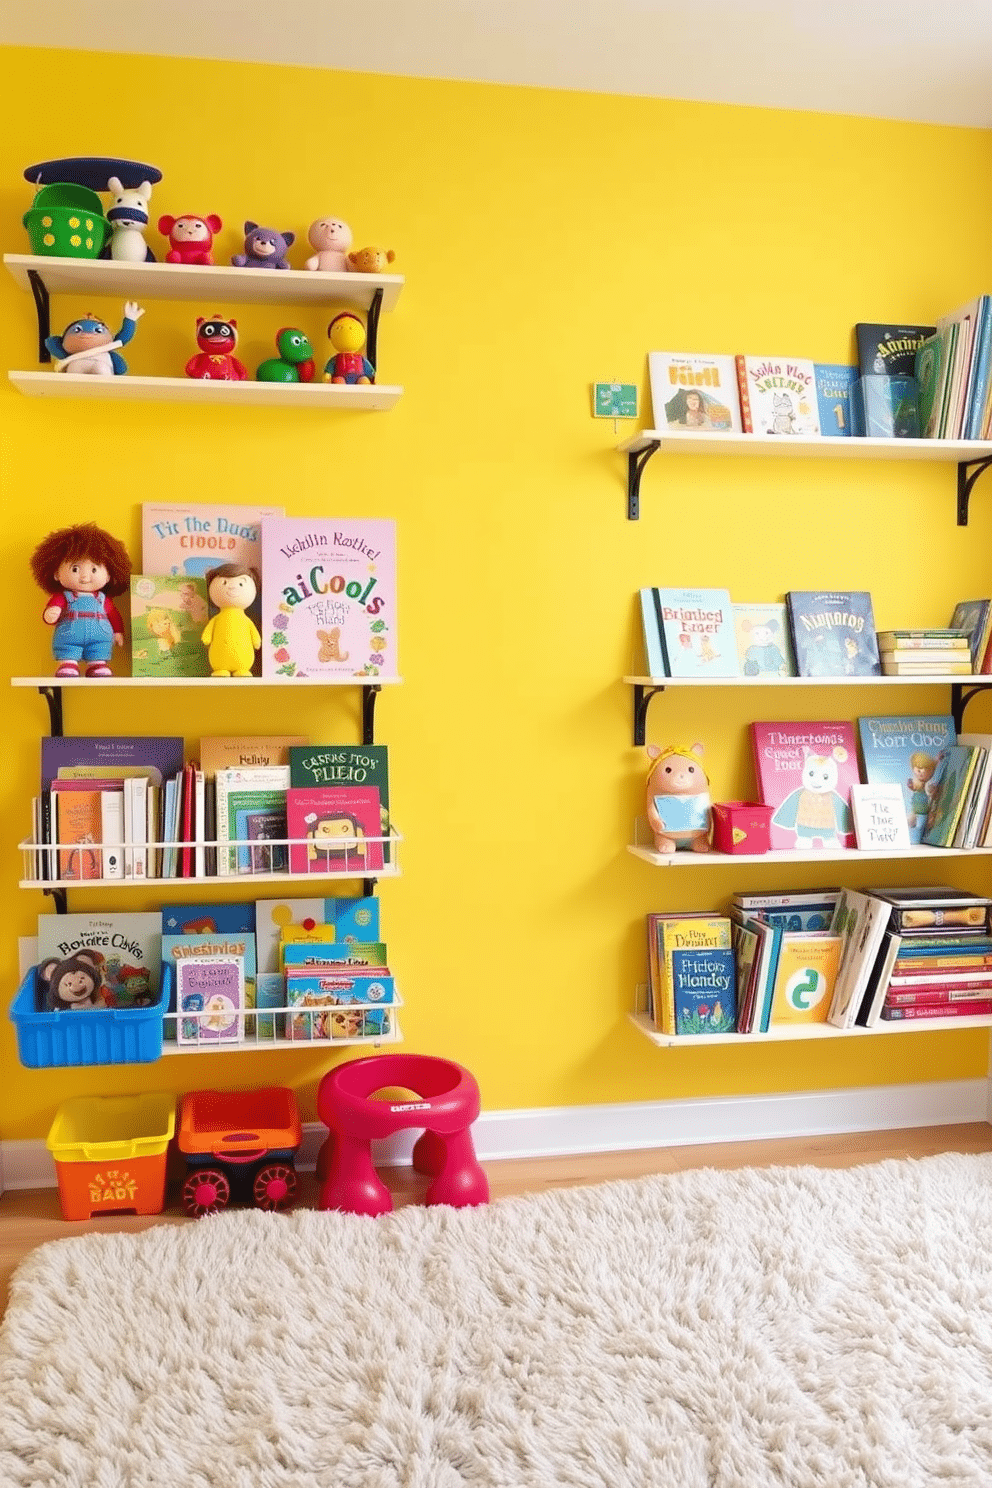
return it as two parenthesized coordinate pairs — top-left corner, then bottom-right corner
(592, 382), (638, 419)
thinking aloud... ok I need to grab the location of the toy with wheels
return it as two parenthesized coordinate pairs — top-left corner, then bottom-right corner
(178, 1086), (302, 1218)
(316, 1053), (489, 1216)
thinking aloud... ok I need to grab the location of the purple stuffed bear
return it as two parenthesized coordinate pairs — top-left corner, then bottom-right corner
(232, 221), (295, 270)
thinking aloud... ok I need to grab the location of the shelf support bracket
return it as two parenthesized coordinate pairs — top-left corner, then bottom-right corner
(362, 683), (381, 746)
(27, 269), (52, 364)
(951, 681), (992, 732)
(957, 456), (992, 525)
(627, 442), (660, 521)
(633, 683), (666, 747)
(366, 288), (384, 374)
(44, 887), (68, 915)
(38, 685), (64, 738)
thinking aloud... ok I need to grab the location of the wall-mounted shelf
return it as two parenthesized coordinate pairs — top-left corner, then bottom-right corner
(618, 428), (992, 523)
(623, 674), (992, 745)
(8, 371), (403, 410)
(627, 839), (992, 869)
(629, 1010), (992, 1047)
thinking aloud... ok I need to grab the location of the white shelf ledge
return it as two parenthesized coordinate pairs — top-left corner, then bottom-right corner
(627, 842), (992, 868)
(629, 1011), (992, 1046)
(4, 253), (403, 314)
(624, 673), (989, 689)
(158, 1017), (404, 1054)
(619, 429), (992, 462)
(11, 674), (402, 689)
(9, 371), (402, 409)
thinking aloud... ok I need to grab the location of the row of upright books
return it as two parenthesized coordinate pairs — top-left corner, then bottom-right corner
(638, 587), (992, 680)
(32, 895), (396, 1045)
(31, 733), (391, 884)
(648, 307), (992, 442)
(646, 886), (992, 1036)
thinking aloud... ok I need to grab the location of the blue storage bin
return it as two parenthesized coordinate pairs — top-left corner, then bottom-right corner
(9, 968), (168, 1068)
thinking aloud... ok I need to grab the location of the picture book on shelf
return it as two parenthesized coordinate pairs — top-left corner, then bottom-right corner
(638, 587), (738, 679)
(36, 911), (162, 1010)
(669, 947), (736, 1035)
(735, 356), (820, 437)
(856, 714), (956, 845)
(254, 895), (381, 975)
(826, 889), (892, 1030)
(854, 323), (935, 379)
(259, 516), (396, 680)
(731, 603), (795, 678)
(41, 736), (185, 791)
(852, 376), (919, 438)
(850, 783), (911, 851)
(947, 599), (991, 671)
(162, 903), (256, 935)
(786, 591), (880, 677)
(646, 353), (742, 433)
(751, 721), (859, 851)
(285, 785), (385, 876)
(766, 934), (841, 1025)
(921, 745), (984, 848)
(129, 575), (210, 679)
(289, 745), (391, 858)
(141, 503), (283, 578)
(650, 914), (733, 1034)
(175, 955), (245, 1044)
(813, 365), (859, 437)
(198, 736), (308, 778)
(54, 790), (103, 881)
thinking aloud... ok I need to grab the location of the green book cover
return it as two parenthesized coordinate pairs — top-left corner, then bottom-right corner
(130, 575), (210, 678)
(922, 746), (981, 848)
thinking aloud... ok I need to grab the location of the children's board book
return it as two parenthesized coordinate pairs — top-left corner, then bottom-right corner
(827, 889), (892, 1029)
(948, 599), (992, 671)
(198, 736), (308, 778)
(732, 603), (795, 678)
(41, 737), (185, 790)
(285, 972), (396, 1041)
(285, 785), (384, 876)
(254, 895), (381, 974)
(639, 587), (738, 679)
(288, 745), (391, 859)
(813, 365), (859, 437)
(921, 744), (983, 848)
(767, 935), (841, 1025)
(129, 575), (210, 679)
(856, 714), (956, 845)
(175, 955), (245, 1044)
(854, 324), (935, 379)
(850, 783), (911, 851)
(647, 353), (742, 433)
(670, 947), (736, 1035)
(162, 932), (256, 1042)
(37, 911), (162, 1009)
(652, 915), (733, 1033)
(735, 356), (820, 437)
(141, 504), (284, 578)
(751, 722), (859, 852)
(259, 517), (396, 680)
(786, 591), (880, 677)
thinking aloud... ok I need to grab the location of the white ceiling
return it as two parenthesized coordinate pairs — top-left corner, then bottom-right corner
(4, 0), (992, 128)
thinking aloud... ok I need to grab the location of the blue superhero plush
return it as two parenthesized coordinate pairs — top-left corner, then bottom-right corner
(45, 301), (145, 374)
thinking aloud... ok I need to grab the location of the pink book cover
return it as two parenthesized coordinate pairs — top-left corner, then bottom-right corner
(750, 721), (860, 851)
(259, 517), (396, 679)
(285, 785), (384, 876)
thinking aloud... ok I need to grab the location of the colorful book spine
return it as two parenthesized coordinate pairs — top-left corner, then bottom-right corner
(880, 999), (992, 1021)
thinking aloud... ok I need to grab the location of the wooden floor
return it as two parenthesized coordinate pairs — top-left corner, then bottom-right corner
(3, 1122), (991, 1317)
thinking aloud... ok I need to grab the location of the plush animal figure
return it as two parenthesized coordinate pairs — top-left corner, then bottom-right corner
(346, 246), (396, 274)
(232, 222), (295, 270)
(201, 564), (262, 676)
(256, 328), (316, 383)
(45, 302), (144, 375)
(37, 951), (105, 1011)
(105, 177), (155, 262)
(771, 746), (852, 849)
(323, 312), (375, 384)
(645, 742), (712, 853)
(185, 317), (248, 380)
(159, 213), (223, 265)
(304, 217), (353, 271)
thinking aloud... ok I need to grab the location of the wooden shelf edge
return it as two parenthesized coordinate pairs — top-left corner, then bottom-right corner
(617, 429), (992, 460)
(11, 675), (403, 688)
(628, 1011), (992, 1046)
(9, 371), (403, 409)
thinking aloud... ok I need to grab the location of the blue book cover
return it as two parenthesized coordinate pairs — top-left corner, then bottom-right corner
(235, 807), (288, 874)
(670, 947), (736, 1034)
(645, 587), (738, 679)
(254, 895), (381, 975)
(162, 902), (256, 935)
(813, 364), (859, 437)
(857, 715), (956, 845)
(852, 376), (919, 438)
(786, 591), (880, 677)
(752, 904), (838, 933)
(966, 296), (992, 438)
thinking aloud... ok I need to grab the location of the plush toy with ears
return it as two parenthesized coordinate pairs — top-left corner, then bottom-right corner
(645, 742), (712, 853)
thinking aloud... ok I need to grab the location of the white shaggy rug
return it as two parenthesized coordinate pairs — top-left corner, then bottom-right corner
(4, 1155), (992, 1487)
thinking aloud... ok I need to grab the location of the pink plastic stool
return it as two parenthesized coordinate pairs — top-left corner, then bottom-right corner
(316, 1054), (489, 1216)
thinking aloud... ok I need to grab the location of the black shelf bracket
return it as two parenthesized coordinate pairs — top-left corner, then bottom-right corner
(957, 456), (992, 525)
(366, 287), (384, 374)
(44, 887), (68, 915)
(633, 683), (666, 746)
(27, 268), (51, 364)
(38, 685), (64, 737)
(627, 442), (660, 520)
(362, 683), (381, 746)
(951, 681), (992, 732)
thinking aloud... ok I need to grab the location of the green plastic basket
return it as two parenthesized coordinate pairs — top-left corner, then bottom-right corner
(23, 182), (109, 258)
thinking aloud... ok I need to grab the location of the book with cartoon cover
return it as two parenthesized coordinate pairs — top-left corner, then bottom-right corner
(647, 353), (742, 432)
(786, 591), (881, 677)
(735, 355), (821, 436)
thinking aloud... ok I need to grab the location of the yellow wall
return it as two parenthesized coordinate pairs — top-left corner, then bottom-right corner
(3, 45), (992, 1140)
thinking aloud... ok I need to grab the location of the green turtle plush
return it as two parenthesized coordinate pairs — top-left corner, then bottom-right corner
(256, 327), (316, 383)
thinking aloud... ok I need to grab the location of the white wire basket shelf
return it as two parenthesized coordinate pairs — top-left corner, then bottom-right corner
(160, 990), (404, 1055)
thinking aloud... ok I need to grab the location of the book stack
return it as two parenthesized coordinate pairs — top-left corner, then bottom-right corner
(920, 735), (992, 850)
(876, 629), (972, 676)
(916, 296), (992, 440)
(730, 890), (841, 1033)
(645, 912), (735, 1035)
(853, 889), (992, 1027)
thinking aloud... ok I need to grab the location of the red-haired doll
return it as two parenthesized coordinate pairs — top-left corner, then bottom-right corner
(30, 523), (132, 678)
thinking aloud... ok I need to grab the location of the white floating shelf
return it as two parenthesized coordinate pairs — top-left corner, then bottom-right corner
(18, 867), (402, 891)
(624, 674), (989, 689)
(158, 1022), (404, 1055)
(12, 675), (402, 689)
(9, 371), (402, 409)
(4, 253), (403, 314)
(627, 843), (992, 868)
(629, 1011), (992, 1047)
(619, 429), (992, 462)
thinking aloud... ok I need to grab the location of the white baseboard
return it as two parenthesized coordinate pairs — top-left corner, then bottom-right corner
(4, 1080), (988, 1191)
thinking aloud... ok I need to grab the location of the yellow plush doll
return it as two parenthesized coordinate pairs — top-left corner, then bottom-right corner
(200, 564), (261, 677)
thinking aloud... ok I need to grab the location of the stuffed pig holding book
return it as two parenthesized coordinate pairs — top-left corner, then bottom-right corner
(645, 742), (712, 853)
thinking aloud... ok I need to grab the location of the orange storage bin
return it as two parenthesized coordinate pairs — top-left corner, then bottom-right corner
(46, 1093), (176, 1221)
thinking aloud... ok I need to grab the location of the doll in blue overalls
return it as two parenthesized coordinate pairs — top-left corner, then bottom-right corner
(30, 523), (132, 677)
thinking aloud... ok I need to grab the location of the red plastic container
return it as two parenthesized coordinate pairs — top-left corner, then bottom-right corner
(711, 801), (773, 855)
